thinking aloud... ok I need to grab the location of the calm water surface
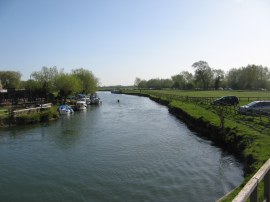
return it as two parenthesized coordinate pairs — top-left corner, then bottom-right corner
(0, 92), (243, 202)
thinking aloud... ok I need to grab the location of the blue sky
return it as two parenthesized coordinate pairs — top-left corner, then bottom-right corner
(0, 0), (269, 86)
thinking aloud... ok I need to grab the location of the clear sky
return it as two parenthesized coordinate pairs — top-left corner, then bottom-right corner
(0, 0), (269, 86)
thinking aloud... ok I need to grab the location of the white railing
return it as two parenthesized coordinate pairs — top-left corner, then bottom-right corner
(233, 158), (270, 202)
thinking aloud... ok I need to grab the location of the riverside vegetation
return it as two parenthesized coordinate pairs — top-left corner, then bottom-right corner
(0, 106), (59, 127)
(122, 89), (270, 201)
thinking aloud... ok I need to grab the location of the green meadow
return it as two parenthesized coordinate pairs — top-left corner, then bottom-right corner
(143, 89), (270, 98)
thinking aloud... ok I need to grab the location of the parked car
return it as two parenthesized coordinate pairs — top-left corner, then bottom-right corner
(238, 101), (270, 114)
(212, 96), (239, 106)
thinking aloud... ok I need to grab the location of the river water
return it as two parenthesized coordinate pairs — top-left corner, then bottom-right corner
(0, 92), (243, 202)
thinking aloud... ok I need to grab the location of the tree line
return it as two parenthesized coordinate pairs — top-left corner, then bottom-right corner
(135, 61), (270, 90)
(0, 66), (99, 102)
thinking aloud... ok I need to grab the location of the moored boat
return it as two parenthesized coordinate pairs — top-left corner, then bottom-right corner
(75, 101), (87, 110)
(90, 93), (102, 105)
(57, 105), (74, 115)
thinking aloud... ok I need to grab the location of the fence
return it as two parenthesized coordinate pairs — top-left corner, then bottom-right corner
(232, 158), (270, 202)
(140, 91), (270, 125)
(12, 103), (52, 117)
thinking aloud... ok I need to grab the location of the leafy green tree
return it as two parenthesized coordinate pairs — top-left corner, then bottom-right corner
(31, 66), (60, 100)
(181, 71), (194, 89)
(147, 78), (162, 89)
(0, 71), (22, 89)
(138, 80), (147, 89)
(55, 73), (81, 103)
(226, 65), (270, 90)
(171, 74), (185, 89)
(134, 77), (141, 88)
(192, 61), (213, 90)
(212, 69), (225, 90)
(226, 68), (240, 89)
(72, 68), (99, 94)
(161, 79), (173, 88)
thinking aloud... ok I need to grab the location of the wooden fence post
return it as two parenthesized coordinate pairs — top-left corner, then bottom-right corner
(250, 184), (258, 202)
(264, 171), (270, 202)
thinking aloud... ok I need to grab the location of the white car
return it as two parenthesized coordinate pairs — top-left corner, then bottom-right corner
(238, 101), (270, 114)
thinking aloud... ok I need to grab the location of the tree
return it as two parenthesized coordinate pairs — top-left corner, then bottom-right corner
(226, 65), (270, 90)
(147, 78), (162, 89)
(226, 68), (240, 89)
(161, 79), (173, 88)
(72, 68), (99, 94)
(55, 73), (81, 103)
(134, 77), (141, 88)
(171, 74), (185, 89)
(31, 66), (60, 100)
(138, 80), (147, 89)
(181, 71), (194, 89)
(0, 71), (22, 89)
(212, 69), (225, 90)
(192, 61), (213, 90)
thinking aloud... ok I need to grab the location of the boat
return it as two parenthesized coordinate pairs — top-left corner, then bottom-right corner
(90, 93), (102, 105)
(75, 101), (87, 110)
(57, 105), (74, 115)
(79, 97), (91, 105)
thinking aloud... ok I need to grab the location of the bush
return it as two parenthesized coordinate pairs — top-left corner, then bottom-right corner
(40, 107), (59, 121)
(15, 113), (40, 124)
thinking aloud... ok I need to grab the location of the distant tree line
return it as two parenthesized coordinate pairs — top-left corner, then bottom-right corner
(135, 61), (270, 90)
(0, 66), (99, 102)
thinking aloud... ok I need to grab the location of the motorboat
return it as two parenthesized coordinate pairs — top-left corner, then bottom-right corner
(75, 101), (87, 110)
(90, 93), (102, 105)
(57, 105), (74, 115)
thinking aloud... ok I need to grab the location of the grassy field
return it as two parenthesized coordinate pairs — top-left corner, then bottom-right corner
(145, 89), (270, 97)
(123, 89), (270, 201)
(140, 89), (270, 105)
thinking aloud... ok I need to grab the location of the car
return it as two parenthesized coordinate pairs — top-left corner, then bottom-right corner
(212, 96), (239, 106)
(238, 101), (270, 114)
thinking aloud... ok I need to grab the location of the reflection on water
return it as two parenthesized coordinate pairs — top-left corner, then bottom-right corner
(0, 92), (243, 202)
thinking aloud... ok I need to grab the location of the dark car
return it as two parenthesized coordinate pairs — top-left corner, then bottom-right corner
(212, 96), (239, 106)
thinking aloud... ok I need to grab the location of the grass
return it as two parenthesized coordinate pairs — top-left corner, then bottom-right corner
(14, 106), (59, 124)
(123, 89), (270, 201)
(0, 106), (59, 126)
(0, 107), (9, 118)
(145, 89), (270, 98)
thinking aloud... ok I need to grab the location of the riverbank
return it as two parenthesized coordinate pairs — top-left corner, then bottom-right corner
(0, 106), (59, 127)
(122, 90), (270, 201)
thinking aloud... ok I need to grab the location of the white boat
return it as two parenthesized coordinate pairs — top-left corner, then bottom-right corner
(57, 105), (74, 115)
(90, 93), (102, 105)
(75, 101), (87, 110)
(85, 97), (91, 105)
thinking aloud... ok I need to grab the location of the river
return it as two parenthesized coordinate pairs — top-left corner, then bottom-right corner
(0, 92), (243, 202)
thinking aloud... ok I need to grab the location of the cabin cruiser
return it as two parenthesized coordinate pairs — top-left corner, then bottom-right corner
(90, 93), (102, 105)
(75, 101), (87, 110)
